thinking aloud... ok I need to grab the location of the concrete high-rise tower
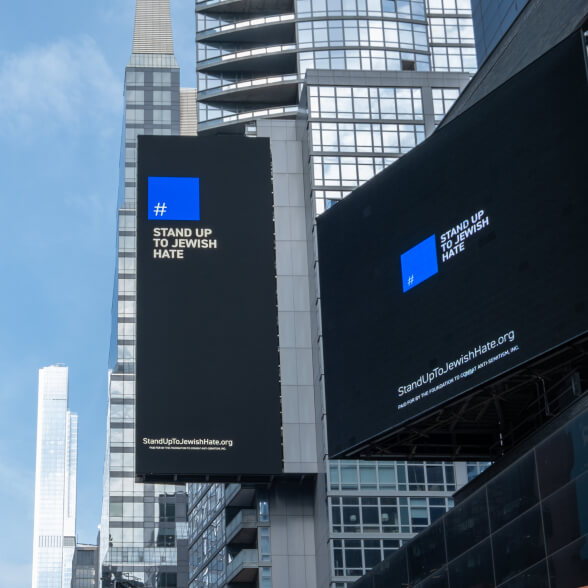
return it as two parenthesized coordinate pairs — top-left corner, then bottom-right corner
(99, 1), (193, 586)
(32, 364), (78, 588)
(195, 0), (477, 132)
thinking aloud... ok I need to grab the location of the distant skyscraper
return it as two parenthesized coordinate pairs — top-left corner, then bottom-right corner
(32, 364), (78, 588)
(99, 1), (192, 586)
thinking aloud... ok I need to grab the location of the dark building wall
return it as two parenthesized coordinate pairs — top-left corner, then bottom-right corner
(442, 0), (588, 126)
(353, 396), (588, 588)
(470, 0), (530, 64)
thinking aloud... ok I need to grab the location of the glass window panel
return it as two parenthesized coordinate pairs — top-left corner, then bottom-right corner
(360, 464), (377, 488)
(379, 465), (396, 487)
(407, 522), (446, 584)
(543, 472), (588, 555)
(547, 534), (588, 588)
(426, 465), (444, 489)
(492, 506), (544, 585)
(499, 560), (549, 588)
(448, 539), (493, 588)
(110, 502), (123, 517)
(537, 410), (588, 498)
(341, 464), (359, 489)
(445, 487), (489, 561)
(488, 452), (538, 531)
(419, 569), (449, 588)
(364, 547), (382, 568)
(330, 463), (340, 489)
(445, 464), (455, 485)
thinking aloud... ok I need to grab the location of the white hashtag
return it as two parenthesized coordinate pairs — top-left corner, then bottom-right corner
(407, 275), (414, 286)
(153, 202), (167, 216)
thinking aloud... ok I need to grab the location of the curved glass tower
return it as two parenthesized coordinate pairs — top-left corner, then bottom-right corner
(196, 0), (476, 129)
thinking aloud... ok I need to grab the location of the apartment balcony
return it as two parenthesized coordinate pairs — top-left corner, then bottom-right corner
(226, 549), (259, 583)
(198, 73), (300, 104)
(198, 14), (295, 44)
(226, 509), (258, 545)
(198, 44), (297, 74)
(225, 484), (257, 507)
(197, 0), (294, 16)
(198, 104), (299, 132)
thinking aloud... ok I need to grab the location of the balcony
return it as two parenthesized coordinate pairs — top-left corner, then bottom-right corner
(226, 509), (258, 545)
(198, 104), (299, 132)
(226, 549), (259, 583)
(225, 484), (257, 507)
(197, 43), (297, 74)
(197, 0), (294, 16)
(198, 73), (300, 104)
(198, 14), (295, 44)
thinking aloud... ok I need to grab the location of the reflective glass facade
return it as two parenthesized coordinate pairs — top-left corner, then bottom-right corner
(32, 365), (78, 588)
(354, 403), (588, 587)
(302, 68), (468, 214)
(71, 545), (99, 588)
(196, 0), (476, 129)
(99, 2), (189, 586)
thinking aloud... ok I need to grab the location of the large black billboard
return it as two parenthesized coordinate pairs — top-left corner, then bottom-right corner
(318, 33), (588, 458)
(136, 135), (282, 480)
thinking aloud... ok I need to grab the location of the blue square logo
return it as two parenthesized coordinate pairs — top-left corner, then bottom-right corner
(400, 234), (439, 292)
(148, 177), (200, 221)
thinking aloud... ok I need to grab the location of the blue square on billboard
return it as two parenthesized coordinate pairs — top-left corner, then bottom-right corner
(148, 176), (200, 221)
(400, 234), (438, 292)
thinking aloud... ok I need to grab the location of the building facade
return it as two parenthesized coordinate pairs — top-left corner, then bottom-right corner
(99, 1), (192, 586)
(187, 1), (482, 587)
(353, 396), (588, 588)
(32, 365), (78, 588)
(196, 0), (477, 131)
(72, 544), (100, 588)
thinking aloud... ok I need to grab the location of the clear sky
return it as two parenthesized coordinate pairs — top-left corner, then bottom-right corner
(0, 1), (194, 585)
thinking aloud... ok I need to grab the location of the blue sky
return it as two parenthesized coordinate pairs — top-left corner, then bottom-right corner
(0, 2), (194, 585)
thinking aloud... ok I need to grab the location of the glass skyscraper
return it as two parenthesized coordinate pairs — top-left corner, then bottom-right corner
(99, 1), (193, 586)
(196, 0), (476, 130)
(32, 364), (78, 588)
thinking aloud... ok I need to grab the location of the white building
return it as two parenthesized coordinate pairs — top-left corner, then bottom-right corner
(32, 364), (78, 588)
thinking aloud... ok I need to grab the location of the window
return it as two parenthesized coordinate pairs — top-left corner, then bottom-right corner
(126, 108), (144, 124)
(153, 72), (171, 86)
(153, 109), (172, 124)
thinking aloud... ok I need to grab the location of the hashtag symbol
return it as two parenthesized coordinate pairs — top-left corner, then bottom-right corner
(407, 275), (414, 286)
(153, 202), (167, 216)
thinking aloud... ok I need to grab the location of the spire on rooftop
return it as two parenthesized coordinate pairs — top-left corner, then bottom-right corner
(132, 0), (174, 55)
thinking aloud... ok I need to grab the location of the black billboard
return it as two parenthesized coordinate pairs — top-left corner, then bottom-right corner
(317, 33), (588, 458)
(135, 135), (282, 480)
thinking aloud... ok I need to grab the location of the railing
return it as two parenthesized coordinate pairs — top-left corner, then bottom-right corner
(198, 105), (299, 130)
(224, 483), (241, 504)
(198, 43), (297, 68)
(226, 509), (258, 541)
(198, 73), (300, 99)
(199, 13), (294, 37)
(226, 549), (259, 580)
